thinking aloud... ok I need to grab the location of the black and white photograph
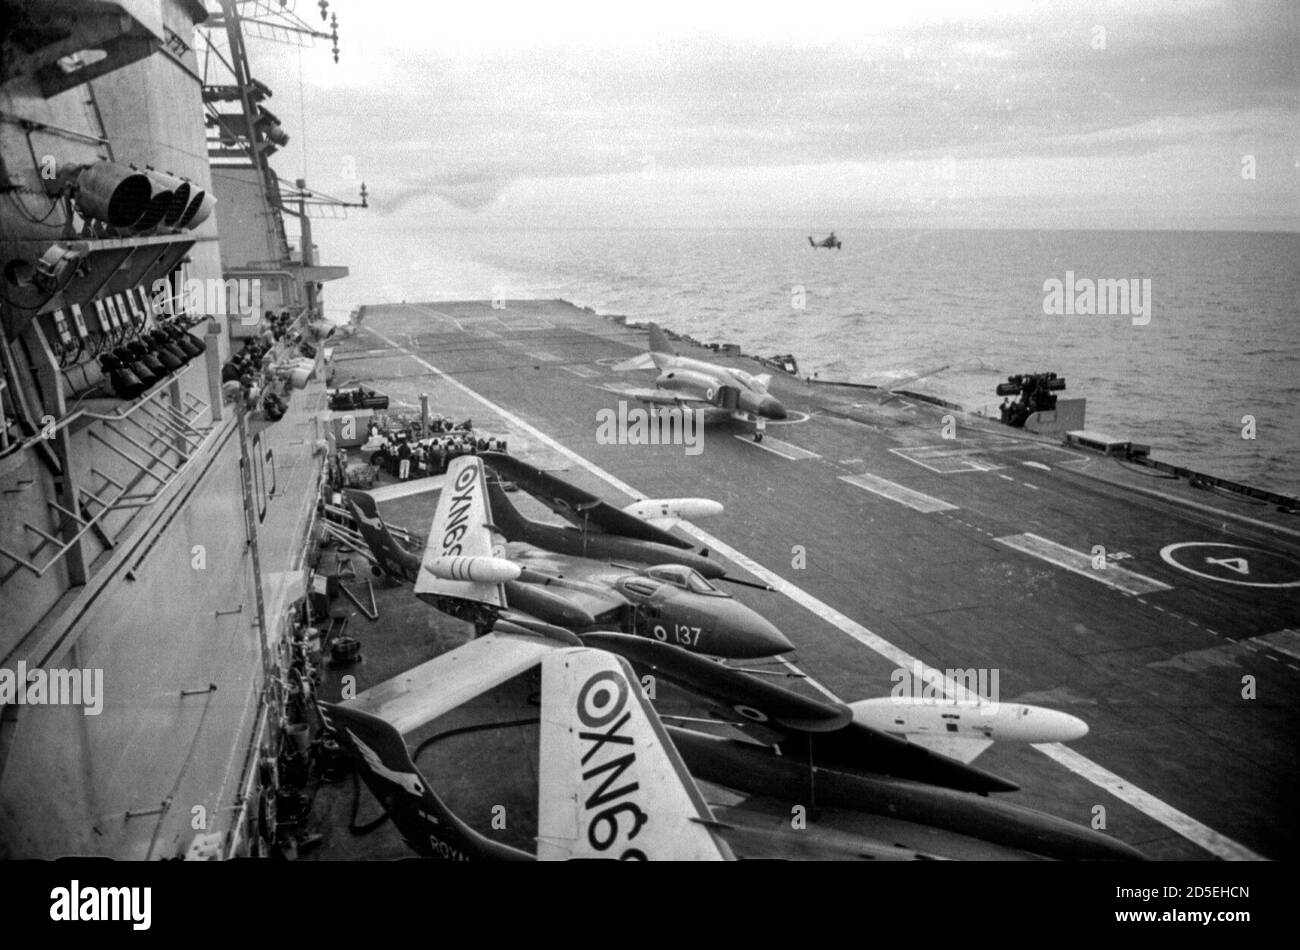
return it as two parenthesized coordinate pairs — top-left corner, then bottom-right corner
(0, 0), (1295, 926)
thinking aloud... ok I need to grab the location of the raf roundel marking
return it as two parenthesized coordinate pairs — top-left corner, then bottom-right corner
(733, 704), (769, 722)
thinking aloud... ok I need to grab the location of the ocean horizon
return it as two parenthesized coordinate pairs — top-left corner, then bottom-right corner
(323, 226), (1300, 498)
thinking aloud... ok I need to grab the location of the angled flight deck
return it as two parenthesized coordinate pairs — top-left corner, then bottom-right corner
(333, 299), (1299, 860)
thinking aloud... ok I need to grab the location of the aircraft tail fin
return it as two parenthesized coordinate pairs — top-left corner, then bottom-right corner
(343, 489), (421, 581)
(320, 701), (528, 860)
(414, 455), (507, 610)
(482, 470), (530, 542)
(535, 648), (733, 860)
(647, 322), (673, 357)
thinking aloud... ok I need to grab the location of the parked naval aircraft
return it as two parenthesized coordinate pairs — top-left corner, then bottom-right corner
(322, 622), (1137, 860)
(608, 323), (788, 440)
(479, 451), (727, 577)
(320, 628), (734, 860)
(343, 459), (793, 657)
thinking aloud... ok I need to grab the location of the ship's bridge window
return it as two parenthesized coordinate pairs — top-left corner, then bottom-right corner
(645, 564), (726, 596)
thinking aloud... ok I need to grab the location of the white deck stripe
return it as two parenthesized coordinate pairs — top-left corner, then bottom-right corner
(840, 473), (957, 513)
(1034, 744), (1263, 861)
(367, 327), (1259, 861)
(735, 435), (820, 460)
(1251, 629), (1300, 662)
(997, 533), (1172, 595)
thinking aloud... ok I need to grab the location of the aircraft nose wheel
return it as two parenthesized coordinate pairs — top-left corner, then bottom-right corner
(753, 432), (764, 442)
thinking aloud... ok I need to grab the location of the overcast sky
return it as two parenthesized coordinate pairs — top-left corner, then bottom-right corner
(229, 0), (1298, 229)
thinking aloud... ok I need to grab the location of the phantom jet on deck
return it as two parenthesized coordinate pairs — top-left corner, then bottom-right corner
(610, 323), (789, 441)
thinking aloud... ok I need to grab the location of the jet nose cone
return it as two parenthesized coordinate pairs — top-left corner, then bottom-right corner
(718, 607), (793, 658)
(759, 396), (788, 420)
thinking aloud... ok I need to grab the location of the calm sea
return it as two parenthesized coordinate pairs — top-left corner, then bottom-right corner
(327, 227), (1300, 497)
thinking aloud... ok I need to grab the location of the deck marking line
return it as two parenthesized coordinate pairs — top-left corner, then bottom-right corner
(1252, 630), (1300, 662)
(1032, 743), (1263, 862)
(997, 533), (1172, 595)
(840, 473), (958, 513)
(560, 365), (602, 378)
(735, 435), (820, 460)
(368, 327), (1259, 862)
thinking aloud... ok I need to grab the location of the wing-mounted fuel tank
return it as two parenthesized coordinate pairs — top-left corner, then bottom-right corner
(622, 498), (724, 521)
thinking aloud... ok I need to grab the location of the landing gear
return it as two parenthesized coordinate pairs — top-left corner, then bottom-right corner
(753, 431), (764, 442)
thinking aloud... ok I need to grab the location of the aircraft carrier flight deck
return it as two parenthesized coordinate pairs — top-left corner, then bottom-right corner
(313, 297), (1299, 862)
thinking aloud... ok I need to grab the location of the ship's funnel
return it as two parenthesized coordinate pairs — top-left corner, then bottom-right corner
(178, 189), (215, 230)
(75, 162), (152, 229)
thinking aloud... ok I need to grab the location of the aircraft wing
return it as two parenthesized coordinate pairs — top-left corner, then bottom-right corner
(600, 384), (714, 410)
(367, 473), (448, 504)
(581, 633), (851, 734)
(506, 544), (633, 586)
(609, 353), (656, 371)
(480, 451), (691, 548)
(349, 630), (560, 734)
(903, 735), (995, 765)
(414, 455), (506, 610)
(581, 634), (1016, 793)
(536, 647), (732, 860)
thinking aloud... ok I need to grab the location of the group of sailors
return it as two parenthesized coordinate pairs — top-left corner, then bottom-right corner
(220, 309), (315, 421)
(999, 387), (1058, 428)
(366, 421), (508, 481)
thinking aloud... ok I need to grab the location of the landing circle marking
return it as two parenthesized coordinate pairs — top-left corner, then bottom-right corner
(763, 410), (811, 426)
(1159, 543), (1300, 588)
